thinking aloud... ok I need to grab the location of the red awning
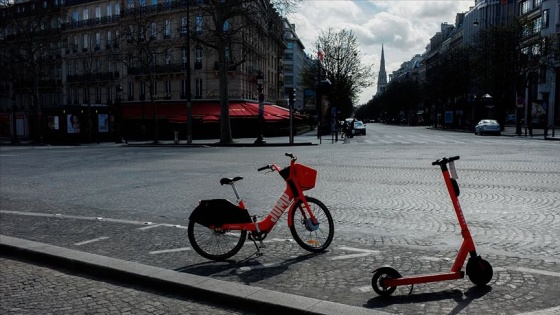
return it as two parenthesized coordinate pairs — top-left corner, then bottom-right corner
(160, 102), (297, 123)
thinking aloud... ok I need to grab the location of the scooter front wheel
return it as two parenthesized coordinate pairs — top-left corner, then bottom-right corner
(466, 256), (493, 286)
(187, 220), (247, 261)
(372, 267), (401, 296)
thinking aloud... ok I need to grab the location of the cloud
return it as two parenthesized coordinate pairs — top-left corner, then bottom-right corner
(288, 0), (474, 104)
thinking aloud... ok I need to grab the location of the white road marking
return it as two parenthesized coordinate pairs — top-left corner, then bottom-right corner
(0, 210), (188, 229)
(330, 253), (374, 260)
(74, 236), (109, 246)
(338, 246), (380, 253)
(149, 247), (191, 254)
(509, 267), (560, 278)
(329, 246), (381, 260)
(519, 306), (560, 315)
(138, 223), (162, 230)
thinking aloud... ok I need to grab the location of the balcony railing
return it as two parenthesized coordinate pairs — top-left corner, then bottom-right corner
(127, 64), (188, 75)
(66, 71), (120, 83)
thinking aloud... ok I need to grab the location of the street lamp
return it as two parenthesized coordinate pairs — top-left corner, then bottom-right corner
(186, 0), (192, 144)
(254, 71), (266, 144)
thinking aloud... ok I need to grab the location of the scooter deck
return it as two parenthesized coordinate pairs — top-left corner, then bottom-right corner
(385, 271), (465, 287)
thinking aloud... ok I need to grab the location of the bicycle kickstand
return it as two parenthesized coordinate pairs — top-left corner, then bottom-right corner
(249, 216), (265, 256)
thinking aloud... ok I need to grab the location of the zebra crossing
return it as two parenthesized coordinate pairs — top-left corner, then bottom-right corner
(348, 132), (517, 145)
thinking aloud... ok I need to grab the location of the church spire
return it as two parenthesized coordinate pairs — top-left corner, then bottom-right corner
(377, 44), (387, 95)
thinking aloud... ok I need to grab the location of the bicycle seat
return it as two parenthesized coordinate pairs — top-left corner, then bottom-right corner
(220, 176), (243, 185)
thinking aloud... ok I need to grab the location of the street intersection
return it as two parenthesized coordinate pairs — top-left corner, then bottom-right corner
(1, 125), (559, 314)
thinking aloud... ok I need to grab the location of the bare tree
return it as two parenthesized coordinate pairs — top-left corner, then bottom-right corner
(186, 0), (288, 144)
(118, 0), (179, 143)
(1, 0), (67, 143)
(302, 28), (374, 119)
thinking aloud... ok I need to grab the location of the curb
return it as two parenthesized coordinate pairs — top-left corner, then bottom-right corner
(0, 235), (386, 315)
(126, 142), (317, 147)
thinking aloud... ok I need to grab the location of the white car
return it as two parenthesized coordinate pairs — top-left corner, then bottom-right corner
(475, 119), (501, 136)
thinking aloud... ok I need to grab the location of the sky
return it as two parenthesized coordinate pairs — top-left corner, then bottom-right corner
(287, 0), (475, 105)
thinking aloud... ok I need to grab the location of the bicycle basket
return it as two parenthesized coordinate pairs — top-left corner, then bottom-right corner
(294, 164), (317, 191)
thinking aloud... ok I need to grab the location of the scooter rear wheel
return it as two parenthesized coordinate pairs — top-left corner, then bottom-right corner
(187, 220), (247, 261)
(466, 256), (493, 286)
(372, 267), (401, 296)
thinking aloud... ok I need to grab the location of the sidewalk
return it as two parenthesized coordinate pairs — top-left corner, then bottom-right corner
(429, 125), (560, 140)
(0, 235), (384, 315)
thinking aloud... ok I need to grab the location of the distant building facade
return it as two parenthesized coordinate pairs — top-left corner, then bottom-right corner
(0, 0), (287, 142)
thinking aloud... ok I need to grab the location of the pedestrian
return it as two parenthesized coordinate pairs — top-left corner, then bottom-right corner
(349, 118), (355, 138)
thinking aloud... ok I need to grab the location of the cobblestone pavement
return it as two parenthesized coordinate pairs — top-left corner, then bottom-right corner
(0, 256), (256, 315)
(1, 125), (559, 314)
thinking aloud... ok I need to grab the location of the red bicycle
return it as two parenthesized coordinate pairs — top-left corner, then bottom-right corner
(188, 153), (334, 261)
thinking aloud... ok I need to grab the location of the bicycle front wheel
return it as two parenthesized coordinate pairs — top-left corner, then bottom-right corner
(289, 197), (334, 252)
(187, 220), (247, 261)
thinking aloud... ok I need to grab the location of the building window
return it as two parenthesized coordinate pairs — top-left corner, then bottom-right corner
(140, 82), (145, 99)
(181, 17), (188, 36)
(150, 82), (157, 96)
(106, 4), (112, 17)
(165, 81), (171, 94)
(195, 47), (202, 70)
(129, 81), (135, 100)
(164, 19), (171, 39)
(83, 8), (88, 20)
(181, 79), (188, 98)
(542, 9), (549, 28)
(83, 34), (88, 51)
(182, 48), (189, 69)
(195, 78), (202, 98)
(107, 31), (112, 48)
(83, 87), (89, 103)
(115, 3), (120, 15)
(151, 22), (157, 39)
(95, 32), (101, 50)
(106, 86), (113, 103)
(195, 15), (203, 34)
(95, 6), (101, 19)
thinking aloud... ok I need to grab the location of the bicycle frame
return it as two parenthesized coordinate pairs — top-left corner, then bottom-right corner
(216, 158), (316, 234)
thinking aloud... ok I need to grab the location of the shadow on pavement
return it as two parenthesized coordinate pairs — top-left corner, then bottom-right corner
(364, 285), (492, 313)
(175, 251), (325, 285)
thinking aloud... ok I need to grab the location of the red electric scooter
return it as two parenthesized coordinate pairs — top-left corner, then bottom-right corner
(371, 156), (493, 296)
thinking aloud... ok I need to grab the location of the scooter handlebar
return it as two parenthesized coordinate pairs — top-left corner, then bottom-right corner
(432, 156), (460, 166)
(258, 165), (271, 172)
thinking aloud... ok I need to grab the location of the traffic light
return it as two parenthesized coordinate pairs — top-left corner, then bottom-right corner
(288, 88), (295, 107)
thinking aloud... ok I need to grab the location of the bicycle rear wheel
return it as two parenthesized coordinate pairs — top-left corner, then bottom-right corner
(289, 197), (334, 252)
(187, 220), (247, 261)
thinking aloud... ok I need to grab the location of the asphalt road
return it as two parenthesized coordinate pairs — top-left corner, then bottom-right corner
(1, 124), (559, 314)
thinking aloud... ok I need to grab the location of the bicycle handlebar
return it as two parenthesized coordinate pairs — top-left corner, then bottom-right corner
(285, 152), (296, 160)
(258, 153), (296, 172)
(432, 156), (460, 166)
(258, 165), (271, 172)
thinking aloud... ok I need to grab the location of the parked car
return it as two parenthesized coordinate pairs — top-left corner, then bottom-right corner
(353, 120), (366, 135)
(475, 119), (501, 136)
(505, 114), (516, 124)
